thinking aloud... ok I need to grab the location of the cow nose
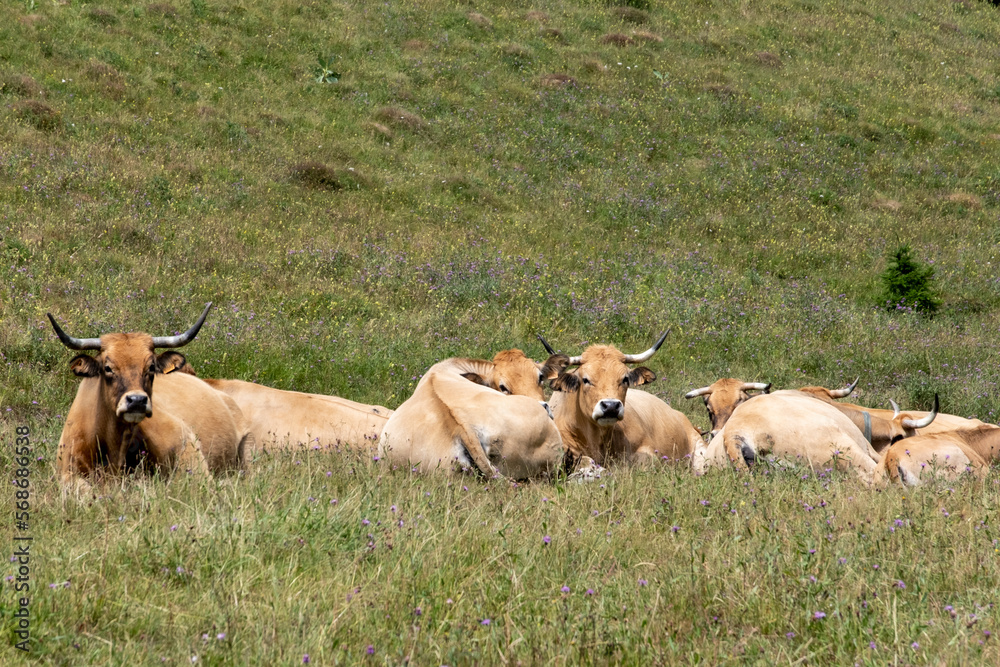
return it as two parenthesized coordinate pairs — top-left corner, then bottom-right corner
(125, 394), (148, 412)
(597, 399), (623, 418)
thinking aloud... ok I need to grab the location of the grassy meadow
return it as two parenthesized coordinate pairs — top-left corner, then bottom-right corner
(3, 0), (1000, 662)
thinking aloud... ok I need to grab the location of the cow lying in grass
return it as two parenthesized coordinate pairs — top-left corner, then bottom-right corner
(549, 332), (703, 468)
(377, 348), (568, 478)
(49, 304), (252, 492)
(876, 424), (1000, 486)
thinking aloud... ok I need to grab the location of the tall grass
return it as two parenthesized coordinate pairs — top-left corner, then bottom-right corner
(3, 0), (1000, 662)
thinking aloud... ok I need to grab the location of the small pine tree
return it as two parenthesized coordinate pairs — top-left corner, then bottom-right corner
(881, 244), (941, 314)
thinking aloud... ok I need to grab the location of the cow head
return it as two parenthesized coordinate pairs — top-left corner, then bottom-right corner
(798, 378), (859, 402)
(684, 378), (771, 432)
(488, 349), (568, 400)
(48, 304), (212, 424)
(551, 331), (668, 426)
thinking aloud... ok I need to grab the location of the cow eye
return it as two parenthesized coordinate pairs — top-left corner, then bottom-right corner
(537, 374), (544, 386)
(622, 376), (630, 386)
(103, 365), (113, 375)
(582, 377), (592, 386)
(499, 384), (511, 395)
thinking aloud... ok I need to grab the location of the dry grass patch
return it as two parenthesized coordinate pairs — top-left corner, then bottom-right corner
(539, 73), (575, 87)
(582, 58), (608, 73)
(374, 106), (427, 133)
(612, 7), (649, 24)
(19, 14), (44, 26)
(942, 192), (982, 209)
(600, 33), (634, 46)
(17, 100), (61, 132)
(1, 74), (42, 97)
(147, 2), (177, 17)
(633, 30), (663, 43)
(85, 61), (126, 100)
(467, 12), (493, 30)
(86, 7), (119, 26)
(871, 197), (903, 212)
(541, 27), (565, 42)
(705, 83), (739, 99)
(755, 51), (782, 68)
(402, 39), (428, 51)
(525, 10), (548, 23)
(366, 122), (394, 141)
(503, 44), (531, 59)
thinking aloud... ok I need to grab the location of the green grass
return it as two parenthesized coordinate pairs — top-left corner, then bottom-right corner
(3, 0), (1000, 662)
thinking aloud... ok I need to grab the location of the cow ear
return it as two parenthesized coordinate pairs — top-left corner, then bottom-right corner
(539, 354), (569, 380)
(70, 354), (99, 377)
(629, 367), (656, 386)
(551, 371), (580, 393)
(156, 351), (188, 375)
(461, 372), (489, 387)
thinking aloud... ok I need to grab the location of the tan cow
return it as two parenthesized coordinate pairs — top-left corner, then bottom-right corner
(692, 390), (881, 483)
(799, 381), (966, 452)
(549, 332), (703, 467)
(684, 379), (771, 432)
(377, 349), (569, 478)
(201, 379), (392, 454)
(49, 304), (253, 491)
(877, 424), (1000, 486)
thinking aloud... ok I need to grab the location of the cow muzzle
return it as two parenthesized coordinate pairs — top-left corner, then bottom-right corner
(593, 399), (624, 425)
(117, 392), (152, 423)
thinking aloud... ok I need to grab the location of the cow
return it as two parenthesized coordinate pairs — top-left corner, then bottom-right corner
(692, 390), (881, 483)
(49, 304), (253, 492)
(877, 424), (1000, 486)
(200, 379), (392, 454)
(684, 379), (772, 433)
(377, 349), (569, 478)
(548, 332), (703, 467)
(799, 381), (964, 451)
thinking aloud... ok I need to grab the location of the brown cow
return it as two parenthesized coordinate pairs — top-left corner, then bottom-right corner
(377, 349), (569, 478)
(877, 424), (1000, 486)
(202, 379), (392, 454)
(49, 304), (253, 491)
(684, 379), (771, 432)
(549, 332), (703, 467)
(799, 381), (961, 451)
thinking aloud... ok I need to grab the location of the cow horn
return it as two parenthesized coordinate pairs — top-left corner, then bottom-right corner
(902, 394), (939, 429)
(537, 334), (556, 355)
(741, 382), (771, 393)
(889, 399), (901, 419)
(685, 386), (713, 399)
(151, 303), (213, 349)
(828, 377), (859, 399)
(622, 330), (670, 364)
(47, 314), (102, 350)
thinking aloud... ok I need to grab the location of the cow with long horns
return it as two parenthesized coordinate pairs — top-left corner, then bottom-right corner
(684, 378), (771, 433)
(377, 347), (569, 478)
(548, 332), (703, 467)
(800, 380), (978, 451)
(49, 304), (253, 490)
